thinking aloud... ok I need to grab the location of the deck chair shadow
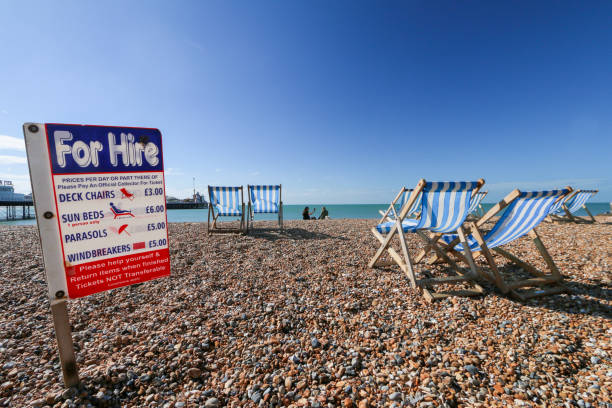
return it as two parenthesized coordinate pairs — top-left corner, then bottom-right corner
(207, 186), (246, 235)
(369, 179), (486, 302)
(247, 185), (283, 231)
(437, 188), (572, 300)
(549, 189), (598, 223)
(378, 188), (422, 222)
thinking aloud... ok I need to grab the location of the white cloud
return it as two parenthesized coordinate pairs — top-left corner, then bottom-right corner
(250, 170), (260, 176)
(215, 168), (222, 173)
(1, 110), (7, 115)
(165, 167), (185, 176)
(0, 135), (25, 151)
(0, 155), (27, 165)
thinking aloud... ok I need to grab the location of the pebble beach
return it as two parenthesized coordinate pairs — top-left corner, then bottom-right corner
(0, 218), (610, 407)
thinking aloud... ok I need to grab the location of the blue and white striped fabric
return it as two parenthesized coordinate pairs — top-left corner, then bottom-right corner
(468, 191), (487, 215)
(387, 189), (421, 219)
(441, 189), (569, 252)
(377, 181), (479, 234)
(209, 186), (242, 216)
(398, 189), (422, 217)
(548, 194), (568, 215)
(562, 190), (596, 214)
(249, 185), (280, 213)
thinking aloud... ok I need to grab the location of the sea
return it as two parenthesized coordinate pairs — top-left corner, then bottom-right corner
(1, 203), (611, 225)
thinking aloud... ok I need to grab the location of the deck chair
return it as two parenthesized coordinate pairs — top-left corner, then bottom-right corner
(549, 189), (598, 223)
(437, 188), (572, 300)
(369, 179), (486, 302)
(247, 185), (283, 231)
(467, 191), (487, 218)
(207, 186), (246, 234)
(378, 188), (421, 222)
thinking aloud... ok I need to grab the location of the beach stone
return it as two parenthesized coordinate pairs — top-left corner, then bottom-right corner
(464, 365), (478, 375)
(29, 398), (45, 407)
(389, 392), (402, 401)
(187, 367), (202, 378)
(251, 392), (262, 403)
(204, 397), (219, 407)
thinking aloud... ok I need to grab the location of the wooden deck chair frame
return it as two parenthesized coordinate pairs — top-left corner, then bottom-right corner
(247, 184), (283, 231)
(433, 188), (572, 301)
(549, 189), (598, 224)
(207, 186), (246, 235)
(377, 188), (421, 222)
(368, 179), (486, 302)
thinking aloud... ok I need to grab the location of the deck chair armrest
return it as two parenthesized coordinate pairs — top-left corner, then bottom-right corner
(379, 187), (406, 223)
(470, 178), (486, 198)
(476, 189), (521, 228)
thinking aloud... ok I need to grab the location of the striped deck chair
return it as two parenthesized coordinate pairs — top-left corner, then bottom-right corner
(247, 185), (283, 231)
(467, 191), (487, 218)
(378, 188), (422, 222)
(369, 179), (486, 302)
(207, 186), (246, 234)
(550, 189), (598, 223)
(438, 188), (572, 300)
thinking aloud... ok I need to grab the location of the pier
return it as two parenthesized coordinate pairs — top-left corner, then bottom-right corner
(0, 200), (34, 221)
(166, 202), (207, 209)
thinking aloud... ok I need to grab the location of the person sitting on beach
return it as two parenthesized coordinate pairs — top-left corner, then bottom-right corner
(302, 206), (316, 220)
(319, 206), (329, 219)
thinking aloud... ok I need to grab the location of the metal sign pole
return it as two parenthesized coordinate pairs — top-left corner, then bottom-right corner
(50, 298), (79, 387)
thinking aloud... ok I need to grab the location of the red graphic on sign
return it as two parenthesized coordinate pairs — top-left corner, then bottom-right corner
(133, 242), (146, 250)
(110, 202), (135, 219)
(120, 188), (135, 200)
(118, 224), (130, 235)
(66, 249), (170, 298)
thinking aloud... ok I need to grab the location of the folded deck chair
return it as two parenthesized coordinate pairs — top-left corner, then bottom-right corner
(378, 188), (422, 222)
(207, 186), (246, 234)
(550, 189), (598, 223)
(438, 188), (572, 300)
(369, 179), (486, 302)
(467, 191), (487, 218)
(247, 184), (283, 231)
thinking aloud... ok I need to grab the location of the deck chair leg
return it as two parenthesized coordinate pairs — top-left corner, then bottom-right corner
(563, 206), (576, 222)
(456, 226), (479, 279)
(368, 223), (400, 268)
(371, 228), (418, 287)
(207, 206), (212, 235)
(241, 204), (246, 234)
(583, 205), (596, 223)
(396, 222), (418, 287)
(470, 225), (510, 293)
(415, 231), (478, 283)
(414, 232), (442, 263)
(528, 229), (562, 280)
(492, 247), (546, 277)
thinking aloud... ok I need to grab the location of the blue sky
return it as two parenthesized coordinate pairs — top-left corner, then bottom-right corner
(0, 1), (610, 203)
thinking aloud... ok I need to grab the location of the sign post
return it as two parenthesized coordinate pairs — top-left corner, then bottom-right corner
(23, 123), (171, 386)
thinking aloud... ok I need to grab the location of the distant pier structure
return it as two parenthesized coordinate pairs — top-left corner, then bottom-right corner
(165, 191), (208, 209)
(0, 180), (34, 221)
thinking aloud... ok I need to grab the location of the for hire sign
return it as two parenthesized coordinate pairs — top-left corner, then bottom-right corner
(24, 123), (171, 299)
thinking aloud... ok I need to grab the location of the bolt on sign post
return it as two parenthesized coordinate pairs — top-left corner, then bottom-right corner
(23, 123), (171, 386)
